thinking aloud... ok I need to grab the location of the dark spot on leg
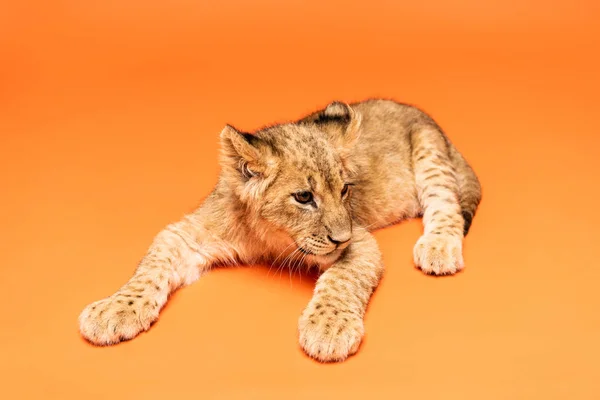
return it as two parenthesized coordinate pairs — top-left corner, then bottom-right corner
(338, 327), (344, 334)
(360, 281), (370, 291)
(155, 285), (160, 291)
(320, 310), (326, 316)
(144, 300), (150, 306)
(334, 310), (339, 315)
(310, 319), (315, 324)
(132, 310), (136, 315)
(438, 224), (450, 232)
(440, 169), (454, 178)
(128, 301), (134, 306)
(424, 173), (441, 181)
(315, 304), (322, 310)
(136, 295), (142, 298)
(116, 300), (122, 304)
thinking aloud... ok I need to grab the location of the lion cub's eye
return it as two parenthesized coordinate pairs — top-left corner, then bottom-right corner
(341, 183), (353, 198)
(293, 191), (313, 204)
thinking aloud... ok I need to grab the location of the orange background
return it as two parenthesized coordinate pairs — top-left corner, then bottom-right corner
(1, 0), (599, 398)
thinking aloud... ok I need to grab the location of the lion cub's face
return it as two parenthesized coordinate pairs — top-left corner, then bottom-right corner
(260, 140), (353, 263)
(220, 102), (362, 264)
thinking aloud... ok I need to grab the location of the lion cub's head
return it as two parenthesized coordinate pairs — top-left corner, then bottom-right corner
(219, 102), (362, 265)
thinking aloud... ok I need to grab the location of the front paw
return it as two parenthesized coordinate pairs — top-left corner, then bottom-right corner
(298, 303), (364, 362)
(413, 233), (464, 275)
(78, 294), (159, 345)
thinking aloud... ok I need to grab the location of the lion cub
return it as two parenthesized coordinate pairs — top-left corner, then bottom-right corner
(79, 99), (481, 362)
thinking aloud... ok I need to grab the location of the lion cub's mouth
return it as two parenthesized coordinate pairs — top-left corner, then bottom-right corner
(296, 245), (344, 266)
(297, 245), (337, 257)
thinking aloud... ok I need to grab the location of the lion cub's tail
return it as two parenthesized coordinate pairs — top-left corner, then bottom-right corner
(448, 143), (481, 236)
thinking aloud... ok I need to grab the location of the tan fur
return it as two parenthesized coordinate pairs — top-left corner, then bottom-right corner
(79, 99), (481, 362)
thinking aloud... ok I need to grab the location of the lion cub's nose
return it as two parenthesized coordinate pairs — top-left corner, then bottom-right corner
(327, 234), (351, 246)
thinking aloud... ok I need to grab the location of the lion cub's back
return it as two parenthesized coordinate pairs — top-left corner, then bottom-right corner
(348, 99), (428, 228)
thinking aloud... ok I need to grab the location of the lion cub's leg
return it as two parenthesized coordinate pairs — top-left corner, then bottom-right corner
(298, 231), (383, 362)
(79, 215), (230, 345)
(411, 126), (465, 275)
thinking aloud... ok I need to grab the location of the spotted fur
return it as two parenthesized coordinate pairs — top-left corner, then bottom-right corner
(79, 99), (481, 362)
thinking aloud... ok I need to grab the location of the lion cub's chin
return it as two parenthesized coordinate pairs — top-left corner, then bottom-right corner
(307, 248), (344, 270)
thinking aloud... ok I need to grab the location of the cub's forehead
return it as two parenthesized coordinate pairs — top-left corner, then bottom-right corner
(258, 124), (346, 191)
(269, 125), (328, 152)
(307, 170), (345, 194)
(262, 124), (341, 169)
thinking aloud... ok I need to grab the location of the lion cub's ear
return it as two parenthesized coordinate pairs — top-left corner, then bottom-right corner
(220, 125), (269, 179)
(301, 101), (362, 157)
(323, 101), (361, 147)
